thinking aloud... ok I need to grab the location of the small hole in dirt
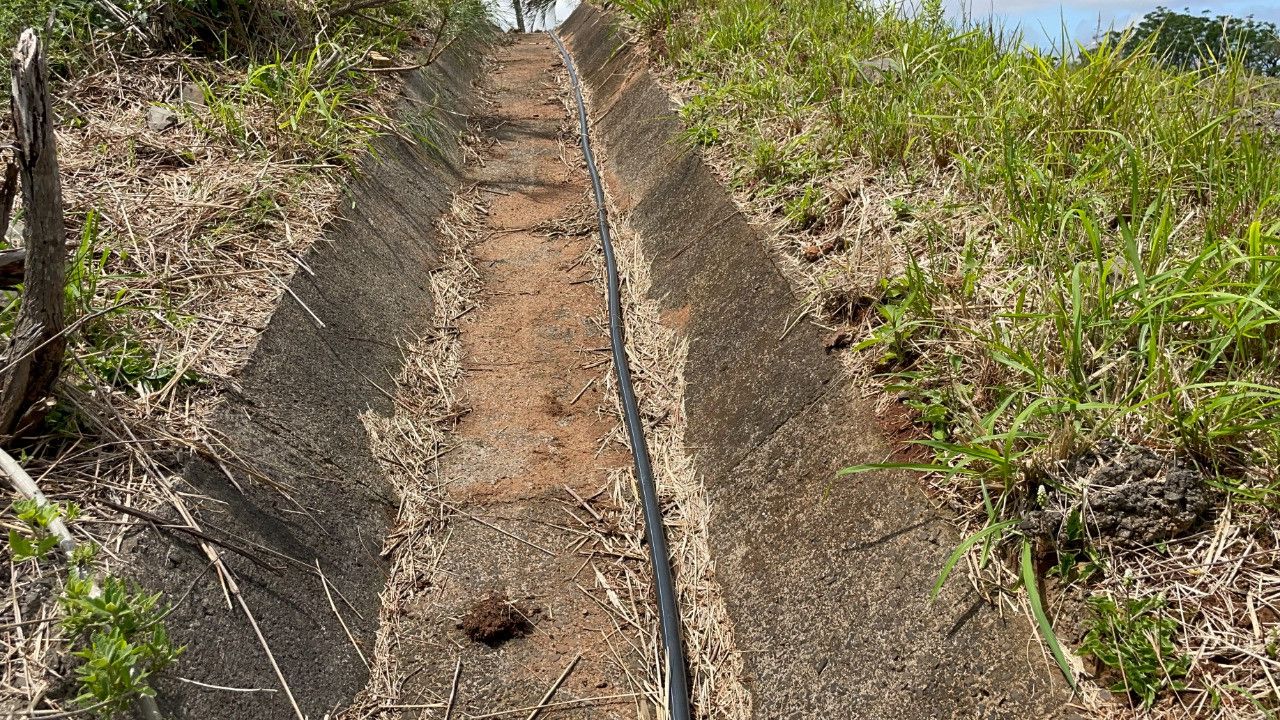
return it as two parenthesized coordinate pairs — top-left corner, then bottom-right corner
(457, 593), (538, 647)
(543, 391), (569, 418)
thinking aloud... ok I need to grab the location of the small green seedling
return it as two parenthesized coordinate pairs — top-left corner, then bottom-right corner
(8, 498), (77, 563)
(61, 575), (182, 714)
(1080, 594), (1190, 707)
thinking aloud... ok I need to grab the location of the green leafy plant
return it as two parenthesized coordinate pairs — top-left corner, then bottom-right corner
(783, 185), (823, 228)
(613, 0), (690, 33)
(1047, 508), (1105, 583)
(61, 575), (182, 714)
(8, 498), (77, 562)
(6, 496), (178, 713)
(1021, 539), (1075, 689)
(1080, 594), (1191, 707)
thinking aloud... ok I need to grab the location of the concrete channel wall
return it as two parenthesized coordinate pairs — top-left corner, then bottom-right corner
(132, 41), (489, 719)
(560, 6), (1071, 718)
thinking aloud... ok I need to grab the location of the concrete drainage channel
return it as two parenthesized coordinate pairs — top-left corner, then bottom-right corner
(138, 5), (1070, 719)
(556, 6), (1070, 717)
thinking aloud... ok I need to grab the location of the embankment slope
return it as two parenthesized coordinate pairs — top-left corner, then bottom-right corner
(131, 43), (489, 719)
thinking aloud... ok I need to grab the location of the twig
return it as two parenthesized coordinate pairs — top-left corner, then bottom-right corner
(175, 677), (277, 693)
(329, 0), (399, 16)
(525, 653), (580, 720)
(467, 692), (639, 719)
(438, 499), (556, 557)
(569, 377), (595, 405)
(444, 658), (462, 720)
(156, 473), (306, 719)
(267, 267), (325, 329)
(95, 497), (282, 571)
(563, 484), (603, 522)
(315, 560), (369, 670)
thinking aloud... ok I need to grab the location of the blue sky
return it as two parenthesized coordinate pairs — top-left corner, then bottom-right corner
(951, 2), (1280, 46)
(493, 0), (580, 31)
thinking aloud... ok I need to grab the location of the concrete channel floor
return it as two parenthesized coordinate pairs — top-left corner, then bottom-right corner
(390, 34), (640, 719)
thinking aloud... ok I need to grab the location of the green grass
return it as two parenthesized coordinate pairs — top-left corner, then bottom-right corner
(652, 0), (1280, 485)
(628, 0), (1280, 710)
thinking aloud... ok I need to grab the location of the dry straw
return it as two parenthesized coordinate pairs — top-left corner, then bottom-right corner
(341, 186), (485, 720)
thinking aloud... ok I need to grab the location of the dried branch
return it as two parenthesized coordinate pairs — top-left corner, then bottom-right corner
(0, 159), (16, 245)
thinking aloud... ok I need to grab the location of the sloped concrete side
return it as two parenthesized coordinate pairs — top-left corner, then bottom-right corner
(561, 6), (1071, 718)
(131, 41), (490, 720)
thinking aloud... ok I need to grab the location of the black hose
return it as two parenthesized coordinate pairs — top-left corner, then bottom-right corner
(549, 29), (693, 720)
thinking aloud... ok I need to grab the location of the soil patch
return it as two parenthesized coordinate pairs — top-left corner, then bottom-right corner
(370, 34), (642, 720)
(1024, 438), (1215, 548)
(460, 593), (539, 646)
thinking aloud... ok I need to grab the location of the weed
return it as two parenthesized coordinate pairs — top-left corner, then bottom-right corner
(1081, 595), (1191, 707)
(61, 575), (182, 714)
(8, 498), (78, 562)
(783, 185), (822, 228)
(5, 494), (177, 714)
(613, 0), (688, 34)
(191, 38), (386, 163)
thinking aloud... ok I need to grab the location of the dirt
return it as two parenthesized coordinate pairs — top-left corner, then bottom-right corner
(460, 593), (539, 646)
(1024, 438), (1215, 547)
(386, 34), (640, 719)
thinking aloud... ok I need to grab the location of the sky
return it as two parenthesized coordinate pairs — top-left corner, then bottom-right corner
(950, 1), (1280, 47)
(490, 0), (581, 31)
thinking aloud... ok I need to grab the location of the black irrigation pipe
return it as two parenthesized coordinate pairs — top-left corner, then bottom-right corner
(550, 29), (693, 720)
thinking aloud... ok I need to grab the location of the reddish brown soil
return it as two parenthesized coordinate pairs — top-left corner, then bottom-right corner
(459, 594), (538, 647)
(449, 47), (623, 503)
(396, 35), (639, 720)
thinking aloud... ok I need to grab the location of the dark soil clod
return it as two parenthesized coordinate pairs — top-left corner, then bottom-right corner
(458, 593), (537, 647)
(1024, 438), (1215, 548)
(824, 330), (853, 353)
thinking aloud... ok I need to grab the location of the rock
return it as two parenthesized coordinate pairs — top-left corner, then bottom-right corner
(146, 105), (179, 132)
(824, 330), (853, 353)
(857, 56), (904, 85)
(367, 50), (395, 69)
(178, 82), (204, 107)
(5, 218), (23, 246)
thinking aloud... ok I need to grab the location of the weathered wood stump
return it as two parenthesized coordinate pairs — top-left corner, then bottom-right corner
(0, 31), (67, 439)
